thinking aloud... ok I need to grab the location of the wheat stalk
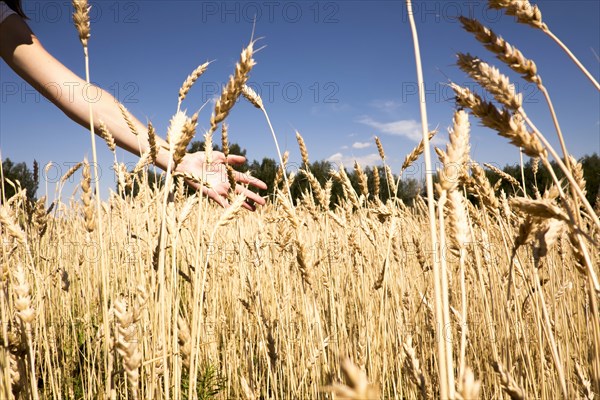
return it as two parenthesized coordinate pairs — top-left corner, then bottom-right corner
(568, 155), (587, 197)
(334, 166), (360, 209)
(402, 336), (432, 399)
(147, 121), (158, 165)
(81, 160), (95, 233)
(210, 42), (256, 134)
(294, 240), (312, 287)
(471, 162), (500, 211)
(488, 0), (545, 29)
(484, 163), (520, 187)
(491, 362), (525, 400)
(12, 264), (38, 400)
(401, 130), (437, 172)
(178, 61), (210, 110)
(440, 111), (470, 192)
(384, 165), (397, 198)
(510, 197), (569, 222)
(457, 53), (522, 111)
(221, 123), (237, 198)
(60, 162), (83, 184)
(242, 85), (263, 109)
(374, 136), (385, 160)
(174, 112), (199, 167)
(322, 357), (380, 399)
(489, 0), (599, 90)
(215, 194), (246, 229)
(274, 151), (288, 189)
(296, 131), (310, 168)
(301, 170), (327, 209)
(406, 1), (453, 396)
(166, 111), (189, 164)
(97, 120), (116, 153)
(459, 16), (541, 84)
(372, 167), (381, 199)
(118, 103), (140, 136)
(0, 206), (26, 247)
(451, 83), (545, 157)
(114, 298), (143, 400)
(354, 162), (369, 199)
(71, 0), (90, 48)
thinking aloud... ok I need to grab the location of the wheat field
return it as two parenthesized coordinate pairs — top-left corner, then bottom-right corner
(1, 0), (599, 399)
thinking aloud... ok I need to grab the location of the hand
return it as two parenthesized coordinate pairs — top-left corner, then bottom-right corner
(175, 151), (267, 211)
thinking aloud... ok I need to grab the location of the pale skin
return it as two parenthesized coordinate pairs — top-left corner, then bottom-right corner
(0, 13), (267, 210)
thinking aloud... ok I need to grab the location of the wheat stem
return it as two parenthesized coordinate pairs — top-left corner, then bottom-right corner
(542, 28), (600, 91)
(406, 0), (452, 397)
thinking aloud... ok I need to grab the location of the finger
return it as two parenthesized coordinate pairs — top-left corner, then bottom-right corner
(241, 201), (257, 212)
(204, 187), (229, 208)
(233, 171), (268, 190)
(226, 155), (246, 165)
(211, 151), (226, 162)
(235, 184), (266, 206)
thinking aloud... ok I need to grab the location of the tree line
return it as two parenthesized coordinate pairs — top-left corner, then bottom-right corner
(2, 145), (599, 209)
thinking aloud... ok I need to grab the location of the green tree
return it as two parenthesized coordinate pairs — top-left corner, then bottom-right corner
(1, 158), (38, 201)
(247, 157), (278, 200)
(291, 160), (335, 205)
(123, 169), (164, 197)
(580, 153), (600, 207)
(485, 155), (600, 206)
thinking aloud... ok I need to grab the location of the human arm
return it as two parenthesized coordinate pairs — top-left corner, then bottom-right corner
(0, 14), (266, 209)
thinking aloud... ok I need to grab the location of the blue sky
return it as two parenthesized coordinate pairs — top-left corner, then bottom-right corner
(1, 0), (598, 197)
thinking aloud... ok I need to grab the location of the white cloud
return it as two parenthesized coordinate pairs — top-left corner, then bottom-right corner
(357, 116), (444, 145)
(357, 116), (423, 142)
(369, 99), (403, 113)
(327, 152), (381, 168)
(352, 141), (372, 149)
(327, 152), (344, 163)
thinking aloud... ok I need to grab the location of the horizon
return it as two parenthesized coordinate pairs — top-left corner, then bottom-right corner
(1, 0), (598, 199)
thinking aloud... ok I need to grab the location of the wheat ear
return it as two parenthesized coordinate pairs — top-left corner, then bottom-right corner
(147, 121), (158, 165)
(173, 112), (199, 167)
(374, 136), (385, 160)
(81, 160), (95, 233)
(489, 0), (599, 90)
(296, 131), (310, 167)
(459, 16), (541, 84)
(322, 357), (379, 399)
(221, 123), (237, 198)
(440, 110), (470, 192)
(13, 264), (38, 400)
(118, 103), (140, 136)
(372, 166), (381, 199)
(301, 170), (328, 209)
(178, 61), (210, 110)
(451, 83), (545, 157)
(384, 165), (397, 197)
(242, 85), (264, 109)
(483, 163), (520, 187)
(354, 162), (369, 199)
(60, 162), (83, 184)
(402, 130), (437, 172)
(71, 0), (90, 48)
(114, 298), (143, 400)
(97, 120), (116, 153)
(457, 53), (522, 111)
(210, 42), (256, 134)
